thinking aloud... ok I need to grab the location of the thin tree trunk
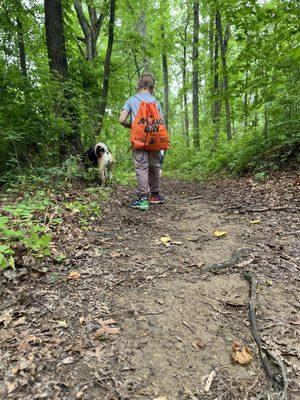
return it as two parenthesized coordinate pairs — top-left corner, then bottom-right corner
(209, 13), (214, 105)
(216, 10), (232, 141)
(192, 0), (200, 148)
(244, 69), (249, 127)
(44, 0), (68, 80)
(182, 4), (190, 145)
(74, 0), (104, 61)
(212, 17), (221, 148)
(161, 26), (169, 130)
(16, 16), (27, 76)
(139, 9), (150, 73)
(97, 0), (116, 136)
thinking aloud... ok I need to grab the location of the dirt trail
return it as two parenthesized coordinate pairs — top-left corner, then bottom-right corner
(1, 176), (299, 399)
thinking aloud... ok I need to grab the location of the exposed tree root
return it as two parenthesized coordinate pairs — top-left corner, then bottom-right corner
(203, 248), (253, 273)
(244, 272), (288, 400)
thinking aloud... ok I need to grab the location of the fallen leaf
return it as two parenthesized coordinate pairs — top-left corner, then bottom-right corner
(13, 316), (26, 327)
(11, 366), (19, 375)
(109, 252), (121, 258)
(231, 341), (253, 365)
(19, 360), (30, 370)
(160, 236), (172, 245)
(250, 219), (261, 224)
(214, 230), (227, 237)
(154, 397), (168, 400)
(6, 382), (18, 394)
(55, 320), (69, 328)
(61, 356), (75, 364)
(68, 271), (81, 280)
(93, 319), (120, 339)
(0, 312), (12, 328)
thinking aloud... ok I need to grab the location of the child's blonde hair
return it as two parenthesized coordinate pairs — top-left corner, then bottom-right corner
(137, 73), (155, 93)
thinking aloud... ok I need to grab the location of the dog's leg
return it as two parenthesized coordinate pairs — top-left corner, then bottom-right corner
(97, 157), (105, 186)
(107, 157), (114, 180)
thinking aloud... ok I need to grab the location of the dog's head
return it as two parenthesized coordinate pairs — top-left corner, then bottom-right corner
(95, 142), (108, 157)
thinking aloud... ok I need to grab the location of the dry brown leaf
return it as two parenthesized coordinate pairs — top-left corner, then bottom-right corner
(6, 382), (18, 394)
(13, 316), (26, 327)
(231, 341), (253, 365)
(11, 366), (19, 375)
(109, 252), (121, 258)
(0, 312), (12, 328)
(93, 319), (120, 339)
(68, 271), (81, 279)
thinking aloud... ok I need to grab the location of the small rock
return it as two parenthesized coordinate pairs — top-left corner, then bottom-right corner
(86, 322), (100, 333)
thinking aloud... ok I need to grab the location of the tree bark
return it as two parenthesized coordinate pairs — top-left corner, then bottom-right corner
(74, 0), (104, 61)
(97, 0), (116, 136)
(139, 9), (150, 73)
(16, 16), (27, 76)
(192, 0), (200, 148)
(44, 0), (68, 80)
(182, 4), (190, 145)
(161, 26), (169, 130)
(216, 10), (232, 141)
(212, 12), (221, 147)
(44, 0), (82, 158)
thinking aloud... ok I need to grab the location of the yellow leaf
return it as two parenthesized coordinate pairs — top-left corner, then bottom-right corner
(250, 219), (261, 224)
(160, 236), (172, 245)
(68, 271), (81, 280)
(214, 230), (227, 237)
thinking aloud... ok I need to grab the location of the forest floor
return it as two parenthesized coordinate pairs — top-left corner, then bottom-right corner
(0, 172), (299, 400)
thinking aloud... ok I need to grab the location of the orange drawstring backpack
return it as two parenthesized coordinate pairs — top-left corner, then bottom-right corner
(130, 97), (170, 151)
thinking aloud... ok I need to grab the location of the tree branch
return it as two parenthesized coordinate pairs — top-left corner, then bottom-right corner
(74, 0), (90, 39)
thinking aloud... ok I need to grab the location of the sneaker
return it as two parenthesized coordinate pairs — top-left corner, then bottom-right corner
(149, 194), (165, 204)
(131, 197), (150, 211)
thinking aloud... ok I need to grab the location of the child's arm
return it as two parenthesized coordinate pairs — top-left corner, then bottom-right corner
(119, 109), (131, 128)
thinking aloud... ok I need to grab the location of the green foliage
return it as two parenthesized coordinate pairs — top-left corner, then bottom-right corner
(0, 0), (299, 178)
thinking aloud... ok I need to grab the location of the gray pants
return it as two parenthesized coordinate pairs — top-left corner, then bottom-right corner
(133, 149), (160, 197)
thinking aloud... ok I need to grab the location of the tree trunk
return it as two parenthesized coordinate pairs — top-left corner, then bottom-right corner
(192, 0), (200, 148)
(216, 10), (232, 141)
(97, 0), (116, 136)
(212, 16), (221, 147)
(182, 4), (190, 145)
(74, 0), (104, 61)
(139, 9), (150, 73)
(44, 0), (68, 80)
(244, 69), (249, 127)
(161, 26), (169, 130)
(44, 0), (82, 158)
(16, 16), (27, 76)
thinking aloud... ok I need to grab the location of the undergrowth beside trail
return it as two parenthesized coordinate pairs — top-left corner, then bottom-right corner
(0, 167), (111, 272)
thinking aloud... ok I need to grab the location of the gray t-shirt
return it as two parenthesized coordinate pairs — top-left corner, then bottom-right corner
(122, 93), (163, 122)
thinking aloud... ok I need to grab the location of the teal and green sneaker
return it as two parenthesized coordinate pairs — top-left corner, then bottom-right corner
(131, 197), (150, 211)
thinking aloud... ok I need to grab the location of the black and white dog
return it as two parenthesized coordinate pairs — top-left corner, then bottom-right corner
(80, 142), (114, 185)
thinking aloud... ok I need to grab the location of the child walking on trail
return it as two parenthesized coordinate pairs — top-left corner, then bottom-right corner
(119, 73), (169, 211)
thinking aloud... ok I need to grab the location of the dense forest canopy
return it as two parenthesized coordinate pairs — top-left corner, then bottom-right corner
(0, 0), (299, 178)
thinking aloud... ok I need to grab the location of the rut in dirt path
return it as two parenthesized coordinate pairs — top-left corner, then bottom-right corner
(1, 176), (299, 400)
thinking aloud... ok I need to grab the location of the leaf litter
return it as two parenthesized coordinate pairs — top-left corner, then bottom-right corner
(0, 173), (299, 399)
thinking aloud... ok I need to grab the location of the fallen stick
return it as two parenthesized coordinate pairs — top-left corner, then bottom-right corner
(244, 272), (288, 397)
(204, 370), (216, 393)
(225, 206), (300, 214)
(182, 319), (197, 334)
